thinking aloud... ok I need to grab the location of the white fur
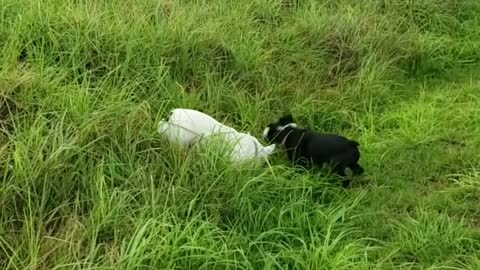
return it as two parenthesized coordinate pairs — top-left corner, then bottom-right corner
(158, 108), (234, 146)
(221, 131), (276, 163)
(263, 123), (298, 138)
(277, 123), (297, 131)
(158, 108), (275, 163)
(263, 123), (297, 143)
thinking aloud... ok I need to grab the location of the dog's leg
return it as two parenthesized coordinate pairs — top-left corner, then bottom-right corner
(341, 178), (351, 188)
(286, 148), (300, 167)
(292, 156), (307, 167)
(349, 163), (364, 175)
(330, 158), (351, 188)
(330, 157), (346, 176)
(288, 147), (309, 168)
(331, 163), (346, 177)
(286, 148), (294, 162)
(335, 165), (352, 188)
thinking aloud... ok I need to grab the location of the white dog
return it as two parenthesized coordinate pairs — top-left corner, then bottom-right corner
(158, 108), (275, 163)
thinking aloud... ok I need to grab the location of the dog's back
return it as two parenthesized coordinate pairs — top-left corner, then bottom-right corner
(300, 132), (354, 157)
(158, 109), (230, 146)
(169, 109), (235, 135)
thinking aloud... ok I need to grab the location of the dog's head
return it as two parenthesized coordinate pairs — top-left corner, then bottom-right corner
(239, 132), (276, 160)
(263, 114), (298, 144)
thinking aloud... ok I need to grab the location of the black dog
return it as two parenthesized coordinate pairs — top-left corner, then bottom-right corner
(263, 114), (364, 187)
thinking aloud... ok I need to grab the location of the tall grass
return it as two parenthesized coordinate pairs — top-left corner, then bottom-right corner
(1, 0), (480, 269)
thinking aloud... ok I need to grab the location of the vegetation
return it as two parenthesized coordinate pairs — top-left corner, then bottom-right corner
(1, 0), (480, 268)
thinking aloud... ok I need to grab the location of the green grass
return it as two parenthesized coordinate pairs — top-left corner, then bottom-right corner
(2, 0), (480, 269)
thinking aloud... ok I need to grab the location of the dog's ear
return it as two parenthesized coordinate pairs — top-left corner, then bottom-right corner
(279, 114), (294, 125)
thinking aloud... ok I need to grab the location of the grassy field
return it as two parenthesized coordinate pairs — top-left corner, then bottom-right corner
(2, 0), (480, 269)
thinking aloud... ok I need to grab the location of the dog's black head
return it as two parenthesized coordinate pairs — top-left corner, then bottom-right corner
(263, 114), (298, 144)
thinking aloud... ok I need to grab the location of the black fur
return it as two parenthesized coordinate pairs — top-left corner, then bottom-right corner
(264, 114), (364, 187)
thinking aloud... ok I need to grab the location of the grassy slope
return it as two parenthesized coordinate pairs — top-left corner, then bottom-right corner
(1, 0), (480, 269)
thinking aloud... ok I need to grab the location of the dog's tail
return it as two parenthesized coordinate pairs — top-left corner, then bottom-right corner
(349, 140), (360, 148)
